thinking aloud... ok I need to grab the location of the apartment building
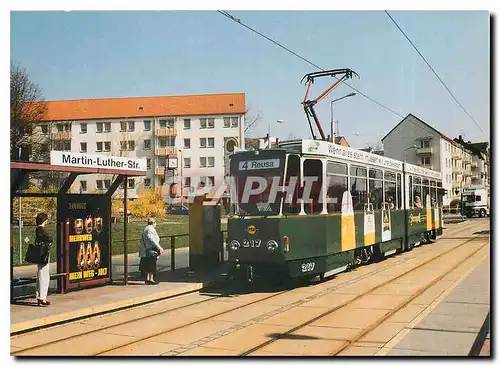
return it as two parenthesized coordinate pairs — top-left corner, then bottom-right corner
(37, 93), (246, 199)
(453, 137), (490, 196)
(381, 113), (474, 206)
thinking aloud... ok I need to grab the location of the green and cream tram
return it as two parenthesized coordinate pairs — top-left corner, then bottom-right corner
(226, 139), (444, 284)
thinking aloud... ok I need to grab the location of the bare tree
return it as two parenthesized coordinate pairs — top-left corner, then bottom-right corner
(243, 106), (262, 137)
(364, 140), (383, 152)
(11, 63), (48, 161)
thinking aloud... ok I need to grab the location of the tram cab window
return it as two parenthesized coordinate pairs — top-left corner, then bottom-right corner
(396, 173), (402, 209)
(369, 168), (383, 210)
(413, 177), (422, 208)
(326, 162), (348, 213)
(303, 159), (323, 214)
(437, 181), (443, 206)
(350, 165), (368, 210)
(282, 155), (300, 214)
(384, 171), (396, 210)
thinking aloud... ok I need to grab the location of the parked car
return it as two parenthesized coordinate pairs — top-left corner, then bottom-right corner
(168, 205), (189, 215)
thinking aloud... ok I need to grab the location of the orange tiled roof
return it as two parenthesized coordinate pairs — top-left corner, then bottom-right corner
(40, 93), (246, 122)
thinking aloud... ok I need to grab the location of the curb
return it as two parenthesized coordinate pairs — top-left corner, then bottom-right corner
(11, 276), (224, 335)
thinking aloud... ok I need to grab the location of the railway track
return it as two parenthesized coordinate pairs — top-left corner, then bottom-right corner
(239, 234), (489, 356)
(11, 220), (484, 356)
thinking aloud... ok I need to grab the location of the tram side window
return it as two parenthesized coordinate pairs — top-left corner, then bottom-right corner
(326, 162), (348, 213)
(282, 155), (301, 214)
(422, 179), (430, 207)
(413, 177), (422, 208)
(369, 168), (383, 210)
(384, 171), (396, 210)
(350, 165), (368, 210)
(409, 175), (413, 208)
(303, 159), (323, 214)
(396, 173), (402, 209)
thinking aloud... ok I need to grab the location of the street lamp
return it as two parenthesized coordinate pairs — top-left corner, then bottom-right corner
(268, 119), (284, 148)
(178, 149), (183, 206)
(330, 92), (356, 143)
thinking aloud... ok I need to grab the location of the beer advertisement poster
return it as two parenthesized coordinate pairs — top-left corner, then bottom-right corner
(58, 195), (111, 289)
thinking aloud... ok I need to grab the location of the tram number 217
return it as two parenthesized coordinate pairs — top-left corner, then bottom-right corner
(301, 262), (315, 272)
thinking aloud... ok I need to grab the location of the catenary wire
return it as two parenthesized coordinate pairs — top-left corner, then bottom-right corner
(384, 10), (486, 136)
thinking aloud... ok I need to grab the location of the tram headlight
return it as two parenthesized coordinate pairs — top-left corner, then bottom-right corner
(266, 240), (279, 251)
(229, 240), (241, 251)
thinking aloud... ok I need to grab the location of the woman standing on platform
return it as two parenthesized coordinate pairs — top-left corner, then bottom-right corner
(35, 213), (52, 306)
(139, 217), (163, 285)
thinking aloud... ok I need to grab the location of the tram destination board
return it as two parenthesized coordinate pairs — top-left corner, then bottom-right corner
(58, 195), (111, 289)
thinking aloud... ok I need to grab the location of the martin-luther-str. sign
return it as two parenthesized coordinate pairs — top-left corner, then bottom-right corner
(51, 151), (147, 172)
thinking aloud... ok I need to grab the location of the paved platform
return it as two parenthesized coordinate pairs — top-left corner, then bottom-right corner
(11, 265), (230, 334)
(384, 256), (490, 356)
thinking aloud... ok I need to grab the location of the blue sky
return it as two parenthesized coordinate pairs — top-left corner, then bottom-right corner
(10, 10), (490, 148)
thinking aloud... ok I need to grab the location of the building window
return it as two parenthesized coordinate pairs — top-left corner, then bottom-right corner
(104, 122), (111, 132)
(146, 158), (151, 170)
(160, 178), (165, 185)
(421, 157), (431, 165)
(144, 120), (151, 131)
(144, 178), (151, 188)
(128, 121), (135, 132)
(104, 180), (111, 189)
(223, 117), (230, 128)
(184, 177), (191, 186)
(120, 141), (127, 150)
(200, 157), (207, 167)
(41, 124), (48, 134)
(159, 118), (175, 128)
(80, 123), (87, 134)
(96, 122), (103, 133)
(80, 142), (87, 153)
(184, 119), (191, 129)
(144, 139), (151, 150)
(57, 124), (64, 132)
(200, 138), (207, 148)
(184, 138), (191, 149)
(128, 141), (135, 151)
(80, 181), (87, 192)
(96, 142), (103, 152)
(96, 180), (103, 190)
(208, 118), (215, 128)
(208, 176), (215, 186)
(208, 137), (215, 148)
(120, 121), (127, 132)
(208, 156), (215, 167)
(104, 141), (111, 152)
(158, 157), (166, 167)
(128, 178), (135, 189)
(200, 118), (207, 129)
(184, 158), (191, 168)
(421, 140), (430, 148)
(159, 137), (175, 148)
(231, 117), (238, 127)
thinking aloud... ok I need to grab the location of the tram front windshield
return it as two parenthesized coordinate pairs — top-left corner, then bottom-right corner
(230, 151), (286, 216)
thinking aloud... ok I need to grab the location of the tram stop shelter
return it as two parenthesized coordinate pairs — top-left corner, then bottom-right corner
(10, 152), (147, 302)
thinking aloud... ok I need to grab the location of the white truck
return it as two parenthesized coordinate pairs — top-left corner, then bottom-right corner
(462, 185), (490, 218)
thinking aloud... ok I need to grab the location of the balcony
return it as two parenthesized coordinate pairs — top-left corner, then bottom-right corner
(416, 147), (433, 155)
(471, 161), (478, 168)
(155, 167), (165, 176)
(420, 163), (434, 170)
(156, 128), (176, 137)
(452, 180), (461, 189)
(451, 151), (461, 160)
(452, 166), (461, 174)
(52, 131), (71, 140)
(155, 147), (177, 156)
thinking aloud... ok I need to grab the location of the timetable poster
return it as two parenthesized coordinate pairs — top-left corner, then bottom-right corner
(58, 195), (111, 289)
